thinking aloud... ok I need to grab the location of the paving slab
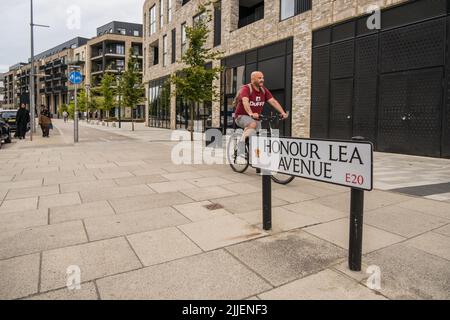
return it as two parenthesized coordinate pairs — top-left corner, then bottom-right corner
(190, 177), (234, 188)
(235, 206), (319, 232)
(26, 282), (98, 300)
(114, 175), (168, 186)
(397, 198), (450, 220)
(403, 232), (450, 261)
(281, 200), (348, 223)
(173, 201), (231, 222)
(179, 215), (267, 251)
(96, 250), (272, 300)
(108, 192), (192, 214)
(94, 171), (134, 180)
(127, 227), (203, 266)
(0, 197), (38, 214)
(271, 188), (317, 203)
(211, 192), (288, 214)
(181, 186), (237, 201)
(85, 163), (117, 169)
(433, 224), (450, 237)
(0, 208), (48, 233)
(5, 185), (60, 200)
(84, 207), (190, 241)
(258, 269), (386, 300)
(364, 205), (449, 238)
(0, 254), (40, 300)
(39, 192), (81, 209)
(44, 175), (97, 186)
(50, 201), (115, 224)
(60, 180), (118, 193)
(148, 180), (198, 193)
(364, 244), (450, 299)
(304, 218), (406, 254)
(0, 221), (87, 260)
(162, 172), (204, 181)
(221, 182), (261, 194)
(79, 184), (154, 203)
(227, 230), (346, 286)
(0, 179), (43, 190)
(40, 237), (142, 292)
(288, 184), (345, 198)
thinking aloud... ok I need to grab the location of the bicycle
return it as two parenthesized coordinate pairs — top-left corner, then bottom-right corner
(227, 113), (295, 185)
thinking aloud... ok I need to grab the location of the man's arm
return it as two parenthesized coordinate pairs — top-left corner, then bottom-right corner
(267, 98), (288, 118)
(242, 97), (258, 119)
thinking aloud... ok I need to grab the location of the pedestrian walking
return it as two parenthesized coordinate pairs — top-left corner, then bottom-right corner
(63, 111), (68, 123)
(16, 103), (30, 140)
(39, 105), (52, 138)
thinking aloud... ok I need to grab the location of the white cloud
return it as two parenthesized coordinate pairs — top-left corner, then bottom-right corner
(0, 0), (143, 72)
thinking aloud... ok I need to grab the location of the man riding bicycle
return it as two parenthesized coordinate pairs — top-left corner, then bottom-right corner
(234, 71), (288, 152)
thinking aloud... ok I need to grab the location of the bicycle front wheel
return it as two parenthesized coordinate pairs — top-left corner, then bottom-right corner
(271, 172), (295, 185)
(227, 133), (249, 173)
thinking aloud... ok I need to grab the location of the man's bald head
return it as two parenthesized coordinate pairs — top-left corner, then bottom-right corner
(251, 71), (265, 88)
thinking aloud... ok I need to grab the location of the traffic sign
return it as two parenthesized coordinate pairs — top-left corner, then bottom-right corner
(250, 136), (373, 191)
(69, 71), (83, 85)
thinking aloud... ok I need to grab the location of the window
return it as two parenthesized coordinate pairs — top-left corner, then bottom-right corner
(109, 28), (113, 33)
(171, 29), (176, 63)
(144, 13), (147, 35)
(168, 0), (173, 23)
(163, 35), (168, 66)
(134, 30), (140, 36)
(116, 45), (125, 55)
(238, 0), (264, 28)
(280, 0), (312, 20)
(214, 1), (221, 47)
(193, 11), (207, 26)
(143, 47), (146, 72)
(118, 28), (126, 35)
(181, 23), (187, 55)
(160, 0), (164, 28)
(150, 5), (157, 35)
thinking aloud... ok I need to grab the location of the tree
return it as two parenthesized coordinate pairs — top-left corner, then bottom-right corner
(120, 49), (145, 131)
(169, 1), (223, 141)
(95, 72), (115, 120)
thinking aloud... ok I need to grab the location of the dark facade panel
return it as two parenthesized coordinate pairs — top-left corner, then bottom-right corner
(214, 1), (222, 47)
(172, 29), (176, 64)
(310, 46), (330, 138)
(330, 40), (354, 79)
(444, 16), (450, 158)
(332, 21), (355, 42)
(258, 41), (287, 61)
(313, 28), (331, 47)
(329, 78), (354, 140)
(381, 17), (446, 73)
(258, 56), (285, 90)
(382, 0), (447, 31)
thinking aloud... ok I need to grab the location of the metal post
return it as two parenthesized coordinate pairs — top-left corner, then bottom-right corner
(30, 0), (35, 141)
(348, 136), (366, 271)
(74, 84), (78, 143)
(262, 128), (272, 231)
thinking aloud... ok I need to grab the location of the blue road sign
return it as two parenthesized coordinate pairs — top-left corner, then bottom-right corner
(69, 71), (83, 85)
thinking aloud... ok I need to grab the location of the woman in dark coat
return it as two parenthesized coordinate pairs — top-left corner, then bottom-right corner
(16, 104), (30, 139)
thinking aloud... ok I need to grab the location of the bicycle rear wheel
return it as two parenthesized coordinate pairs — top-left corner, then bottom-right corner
(227, 133), (249, 173)
(271, 172), (295, 185)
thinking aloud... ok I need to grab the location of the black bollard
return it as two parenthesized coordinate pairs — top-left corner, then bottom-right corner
(349, 188), (364, 271)
(262, 172), (272, 230)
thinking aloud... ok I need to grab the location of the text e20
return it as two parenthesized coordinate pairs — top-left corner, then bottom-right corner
(345, 173), (364, 186)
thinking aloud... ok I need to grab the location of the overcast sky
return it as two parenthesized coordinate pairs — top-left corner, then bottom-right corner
(0, 0), (143, 73)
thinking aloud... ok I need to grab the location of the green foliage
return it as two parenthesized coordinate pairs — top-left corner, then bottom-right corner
(120, 49), (145, 115)
(98, 73), (116, 112)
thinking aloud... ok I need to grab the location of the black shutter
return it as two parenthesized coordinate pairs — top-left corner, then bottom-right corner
(171, 29), (176, 64)
(214, 1), (221, 47)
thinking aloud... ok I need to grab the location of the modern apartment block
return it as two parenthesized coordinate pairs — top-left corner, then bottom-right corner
(3, 21), (143, 119)
(143, 0), (450, 158)
(87, 21), (144, 118)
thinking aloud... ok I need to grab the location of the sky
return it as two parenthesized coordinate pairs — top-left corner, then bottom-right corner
(0, 0), (143, 73)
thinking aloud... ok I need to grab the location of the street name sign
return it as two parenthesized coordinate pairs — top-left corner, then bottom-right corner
(69, 71), (83, 85)
(250, 136), (373, 191)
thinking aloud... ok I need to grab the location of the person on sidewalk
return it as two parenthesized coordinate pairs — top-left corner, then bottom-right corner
(63, 111), (68, 123)
(39, 105), (52, 138)
(16, 103), (30, 140)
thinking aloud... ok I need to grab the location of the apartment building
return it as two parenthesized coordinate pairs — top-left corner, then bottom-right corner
(0, 74), (5, 108)
(1, 63), (27, 109)
(87, 21), (144, 119)
(143, 0), (450, 158)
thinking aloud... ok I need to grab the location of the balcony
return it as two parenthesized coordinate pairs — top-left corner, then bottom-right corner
(238, 0), (264, 29)
(67, 57), (85, 65)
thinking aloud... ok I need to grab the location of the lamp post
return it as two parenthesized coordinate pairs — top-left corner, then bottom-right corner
(117, 67), (123, 129)
(30, 0), (50, 141)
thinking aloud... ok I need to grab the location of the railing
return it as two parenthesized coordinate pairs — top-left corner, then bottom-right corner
(238, 5), (264, 29)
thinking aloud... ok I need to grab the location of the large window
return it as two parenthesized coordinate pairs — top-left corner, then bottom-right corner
(150, 5), (156, 35)
(149, 77), (171, 129)
(280, 0), (312, 21)
(168, 0), (173, 23)
(160, 0), (164, 28)
(181, 23), (187, 56)
(163, 35), (168, 67)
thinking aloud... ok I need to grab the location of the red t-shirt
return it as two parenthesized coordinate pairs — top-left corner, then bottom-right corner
(235, 84), (273, 117)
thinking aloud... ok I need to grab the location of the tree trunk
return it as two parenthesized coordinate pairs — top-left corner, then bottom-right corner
(132, 107), (135, 132)
(190, 103), (194, 142)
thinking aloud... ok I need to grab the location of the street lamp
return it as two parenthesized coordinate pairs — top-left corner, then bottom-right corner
(117, 66), (123, 129)
(30, 0), (50, 141)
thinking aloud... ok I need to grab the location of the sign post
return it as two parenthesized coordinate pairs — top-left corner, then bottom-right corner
(250, 135), (373, 271)
(69, 70), (82, 143)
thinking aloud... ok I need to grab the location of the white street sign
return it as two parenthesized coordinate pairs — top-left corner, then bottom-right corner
(250, 136), (373, 191)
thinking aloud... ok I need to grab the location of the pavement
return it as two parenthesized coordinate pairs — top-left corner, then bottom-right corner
(0, 119), (449, 300)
